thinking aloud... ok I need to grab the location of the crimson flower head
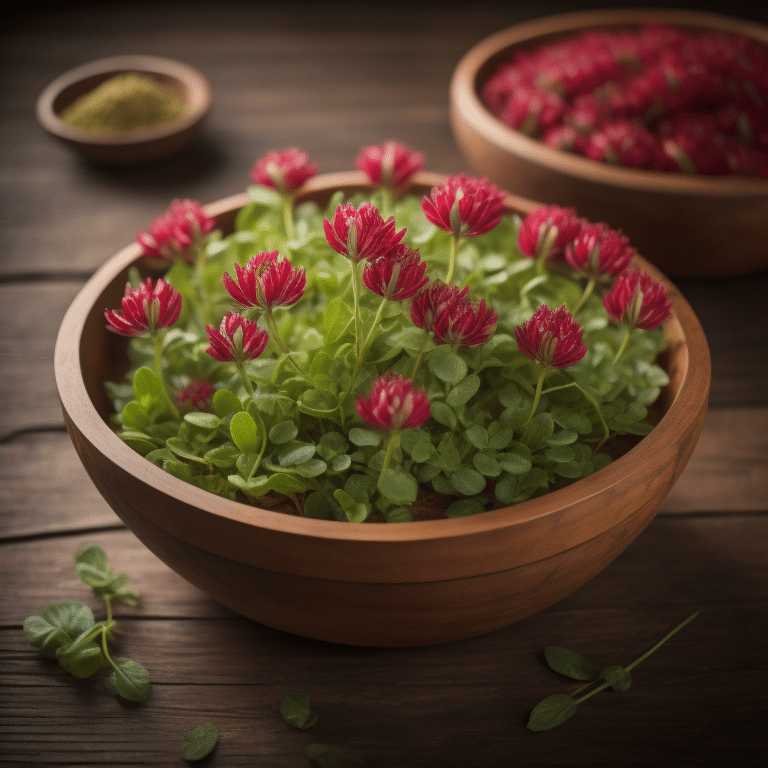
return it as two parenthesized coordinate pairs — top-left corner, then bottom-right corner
(517, 205), (584, 260)
(136, 199), (215, 264)
(249, 148), (318, 194)
(354, 140), (426, 190)
(223, 251), (306, 311)
(205, 312), (269, 364)
(105, 277), (181, 337)
(411, 281), (497, 346)
(362, 245), (429, 300)
(422, 174), (506, 240)
(176, 380), (215, 411)
(356, 372), (431, 431)
(515, 304), (587, 369)
(323, 202), (406, 264)
(603, 269), (672, 330)
(565, 222), (636, 277)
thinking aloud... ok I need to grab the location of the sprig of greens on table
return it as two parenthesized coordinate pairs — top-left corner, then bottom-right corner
(22, 544), (151, 703)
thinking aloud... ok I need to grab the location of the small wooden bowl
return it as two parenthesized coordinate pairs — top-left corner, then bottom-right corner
(36, 55), (211, 165)
(54, 171), (711, 647)
(450, 8), (768, 277)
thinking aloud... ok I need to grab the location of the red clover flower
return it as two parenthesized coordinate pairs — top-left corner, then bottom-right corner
(249, 148), (318, 193)
(222, 251), (306, 312)
(323, 202), (406, 264)
(604, 269), (672, 331)
(565, 223), (636, 278)
(354, 140), (426, 190)
(205, 311), (269, 365)
(356, 372), (431, 431)
(362, 245), (429, 301)
(136, 199), (215, 264)
(514, 304), (587, 370)
(517, 205), (584, 271)
(176, 380), (215, 411)
(105, 277), (182, 337)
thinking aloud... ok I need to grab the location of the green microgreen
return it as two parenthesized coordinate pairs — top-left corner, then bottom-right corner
(526, 611), (700, 731)
(22, 544), (151, 703)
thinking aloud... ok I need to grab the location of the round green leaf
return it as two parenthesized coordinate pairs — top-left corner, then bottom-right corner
(429, 345), (467, 384)
(229, 411), (261, 454)
(212, 388), (242, 418)
(279, 689), (319, 729)
(269, 419), (299, 445)
(450, 466), (486, 496)
(183, 412), (220, 430)
(377, 468), (418, 504)
(181, 722), (219, 762)
(111, 658), (152, 702)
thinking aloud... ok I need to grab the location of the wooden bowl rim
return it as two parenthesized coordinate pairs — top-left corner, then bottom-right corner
(35, 54), (212, 146)
(54, 170), (711, 547)
(450, 7), (768, 198)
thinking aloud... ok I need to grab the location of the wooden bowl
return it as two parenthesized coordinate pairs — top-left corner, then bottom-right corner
(450, 8), (768, 278)
(36, 55), (211, 165)
(54, 171), (711, 647)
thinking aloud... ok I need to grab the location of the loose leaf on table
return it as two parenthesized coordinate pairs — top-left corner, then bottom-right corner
(75, 544), (140, 603)
(305, 743), (366, 768)
(526, 694), (578, 732)
(23, 601), (95, 654)
(107, 657), (153, 702)
(544, 645), (597, 680)
(181, 722), (219, 762)
(279, 689), (319, 729)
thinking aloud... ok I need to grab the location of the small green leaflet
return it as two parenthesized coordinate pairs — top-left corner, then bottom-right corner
(526, 694), (578, 731)
(544, 646), (597, 681)
(279, 690), (319, 729)
(181, 722), (219, 762)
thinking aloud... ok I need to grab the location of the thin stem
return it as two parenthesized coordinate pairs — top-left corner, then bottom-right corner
(612, 325), (634, 365)
(357, 295), (389, 376)
(265, 309), (305, 376)
(523, 365), (550, 430)
(380, 430), (401, 475)
(152, 332), (181, 419)
(445, 235), (460, 285)
(281, 194), (296, 240)
(350, 261), (363, 358)
(381, 186), (394, 219)
(572, 274), (596, 316)
(410, 332), (431, 381)
(238, 364), (254, 398)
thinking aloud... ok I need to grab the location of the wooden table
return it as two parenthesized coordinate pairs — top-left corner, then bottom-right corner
(2, 2), (767, 765)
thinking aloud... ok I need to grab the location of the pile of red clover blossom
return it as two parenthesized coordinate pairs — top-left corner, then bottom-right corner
(104, 141), (671, 522)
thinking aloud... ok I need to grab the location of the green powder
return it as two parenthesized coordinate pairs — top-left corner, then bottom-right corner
(60, 72), (187, 134)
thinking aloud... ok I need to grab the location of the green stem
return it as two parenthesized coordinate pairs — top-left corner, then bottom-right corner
(445, 235), (460, 285)
(193, 241), (210, 329)
(238, 364), (254, 398)
(350, 261), (363, 358)
(246, 409), (268, 482)
(410, 332), (431, 381)
(381, 186), (394, 219)
(572, 274), (596, 316)
(380, 430), (401, 475)
(574, 611), (700, 704)
(265, 309), (305, 376)
(523, 365), (550, 430)
(612, 325), (634, 365)
(357, 295), (389, 375)
(281, 194), (296, 240)
(152, 332), (180, 419)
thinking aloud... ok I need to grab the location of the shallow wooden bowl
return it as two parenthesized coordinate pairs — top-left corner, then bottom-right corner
(36, 55), (211, 165)
(54, 171), (710, 647)
(450, 8), (768, 278)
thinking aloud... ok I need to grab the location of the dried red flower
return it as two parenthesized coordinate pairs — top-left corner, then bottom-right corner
(354, 140), (426, 189)
(323, 202), (406, 264)
(249, 147), (318, 193)
(422, 174), (506, 239)
(603, 269), (672, 330)
(515, 304), (587, 369)
(205, 311), (269, 364)
(410, 281), (497, 346)
(176, 380), (215, 411)
(362, 246), (429, 300)
(565, 223), (636, 277)
(517, 205), (584, 260)
(105, 277), (182, 337)
(356, 372), (431, 431)
(136, 199), (215, 264)
(222, 251), (306, 311)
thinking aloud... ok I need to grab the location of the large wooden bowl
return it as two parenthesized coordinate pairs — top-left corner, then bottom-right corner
(36, 55), (211, 165)
(54, 171), (710, 647)
(450, 8), (768, 278)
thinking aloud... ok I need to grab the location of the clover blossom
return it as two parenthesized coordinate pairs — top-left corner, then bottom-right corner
(176, 380), (216, 411)
(410, 282), (470, 336)
(517, 205), (584, 274)
(362, 245), (429, 301)
(356, 372), (431, 432)
(205, 311), (269, 365)
(323, 202), (406, 264)
(105, 277), (181, 337)
(136, 199), (215, 264)
(222, 251), (306, 312)
(249, 147), (318, 194)
(515, 304), (587, 370)
(355, 140), (426, 190)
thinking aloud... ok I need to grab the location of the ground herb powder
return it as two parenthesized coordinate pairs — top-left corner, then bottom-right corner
(60, 72), (187, 134)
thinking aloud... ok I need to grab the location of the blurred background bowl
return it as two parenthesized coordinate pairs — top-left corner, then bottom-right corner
(36, 54), (211, 166)
(449, 8), (768, 278)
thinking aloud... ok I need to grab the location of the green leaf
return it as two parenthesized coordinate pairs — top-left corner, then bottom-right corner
(445, 498), (486, 517)
(24, 602), (96, 655)
(277, 440), (316, 467)
(121, 401), (150, 431)
(230, 411), (261, 454)
(430, 401), (457, 430)
(601, 665), (632, 692)
(464, 424), (488, 449)
(23, 616), (73, 655)
(183, 412), (220, 430)
(472, 450), (502, 477)
(519, 412), (555, 451)
(269, 419), (299, 445)
(166, 437), (207, 464)
(451, 466), (486, 496)
(55, 632), (102, 679)
(544, 646), (597, 680)
(429, 345), (467, 384)
(212, 388), (242, 418)
(377, 467), (418, 504)
(279, 689), (319, 729)
(132, 366), (165, 409)
(74, 544), (114, 590)
(333, 489), (372, 523)
(348, 427), (382, 447)
(526, 693), (578, 731)
(110, 658), (152, 702)
(203, 443), (240, 468)
(305, 743), (366, 768)
(496, 445), (533, 474)
(446, 374), (481, 406)
(181, 722), (219, 762)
